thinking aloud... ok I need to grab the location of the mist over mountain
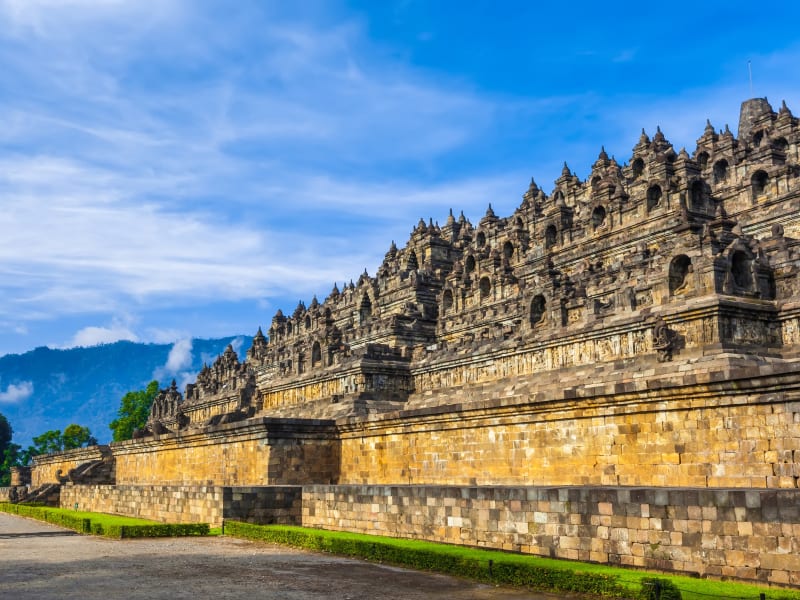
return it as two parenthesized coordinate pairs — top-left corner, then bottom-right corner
(0, 337), (251, 448)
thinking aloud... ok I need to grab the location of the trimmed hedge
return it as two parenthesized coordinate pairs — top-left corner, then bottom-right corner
(0, 502), (92, 533)
(92, 523), (210, 539)
(223, 521), (629, 598)
(0, 502), (209, 538)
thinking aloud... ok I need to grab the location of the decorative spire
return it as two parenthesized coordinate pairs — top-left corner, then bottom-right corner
(653, 126), (665, 143)
(446, 208), (455, 226)
(639, 128), (650, 145)
(485, 203), (496, 218)
(678, 147), (689, 159)
(310, 295), (319, 308)
(561, 162), (571, 177)
(722, 124), (733, 138)
(778, 99), (793, 119)
(704, 119), (715, 135)
(598, 146), (609, 161)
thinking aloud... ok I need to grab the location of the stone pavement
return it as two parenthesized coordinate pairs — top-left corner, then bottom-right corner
(0, 513), (571, 600)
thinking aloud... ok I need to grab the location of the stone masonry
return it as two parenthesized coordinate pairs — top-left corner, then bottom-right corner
(17, 97), (800, 585)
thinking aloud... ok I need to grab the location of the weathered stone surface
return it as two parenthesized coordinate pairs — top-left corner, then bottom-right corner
(113, 418), (339, 486)
(24, 97), (800, 584)
(30, 446), (112, 489)
(299, 485), (800, 581)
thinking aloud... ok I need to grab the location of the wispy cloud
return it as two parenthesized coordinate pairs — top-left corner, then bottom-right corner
(0, 3), (798, 356)
(153, 338), (195, 386)
(0, 0), (182, 38)
(0, 380), (34, 403)
(68, 318), (139, 347)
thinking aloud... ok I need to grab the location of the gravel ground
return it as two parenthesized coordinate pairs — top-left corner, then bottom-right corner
(0, 513), (573, 600)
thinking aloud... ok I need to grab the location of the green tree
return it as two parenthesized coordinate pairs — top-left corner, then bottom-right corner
(0, 442), (27, 486)
(31, 429), (64, 454)
(0, 415), (98, 485)
(29, 425), (98, 455)
(109, 380), (159, 442)
(62, 424), (97, 449)
(0, 412), (11, 457)
(0, 413), (15, 486)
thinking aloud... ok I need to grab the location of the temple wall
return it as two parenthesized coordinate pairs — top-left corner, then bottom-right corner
(301, 485), (800, 586)
(56, 481), (800, 585)
(60, 484), (224, 525)
(30, 446), (110, 488)
(111, 419), (339, 487)
(179, 396), (242, 426)
(10, 466), (30, 486)
(261, 374), (357, 410)
(337, 375), (800, 489)
(259, 363), (411, 412)
(413, 298), (781, 410)
(0, 487), (26, 502)
(60, 484), (303, 528)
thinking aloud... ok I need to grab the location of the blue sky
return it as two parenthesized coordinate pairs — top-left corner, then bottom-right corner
(1, 0), (799, 374)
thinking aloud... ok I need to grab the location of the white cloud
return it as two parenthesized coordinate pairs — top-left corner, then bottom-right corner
(69, 321), (139, 347)
(163, 339), (193, 374)
(0, 380), (34, 403)
(230, 336), (245, 356)
(153, 338), (197, 387)
(0, 3), (507, 345)
(145, 327), (190, 344)
(0, 2), (798, 358)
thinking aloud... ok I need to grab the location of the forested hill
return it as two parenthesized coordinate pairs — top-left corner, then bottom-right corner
(0, 337), (251, 447)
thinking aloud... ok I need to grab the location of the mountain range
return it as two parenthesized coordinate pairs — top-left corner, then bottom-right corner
(0, 336), (251, 448)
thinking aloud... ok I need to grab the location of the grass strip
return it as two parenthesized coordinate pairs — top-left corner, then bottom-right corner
(223, 522), (800, 600)
(0, 502), (209, 538)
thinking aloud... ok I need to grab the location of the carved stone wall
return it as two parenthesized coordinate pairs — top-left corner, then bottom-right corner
(30, 446), (111, 489)
(26, 97), (800, 585)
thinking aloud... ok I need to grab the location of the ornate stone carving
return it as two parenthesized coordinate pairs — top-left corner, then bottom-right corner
(652, 317), (674, 362)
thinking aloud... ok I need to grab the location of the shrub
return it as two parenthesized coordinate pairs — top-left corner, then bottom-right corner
(640, 577), (682, 600)
(91, 521), (209, 538)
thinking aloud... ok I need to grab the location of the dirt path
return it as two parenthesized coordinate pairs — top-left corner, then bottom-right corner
(0, 513), (572, 600)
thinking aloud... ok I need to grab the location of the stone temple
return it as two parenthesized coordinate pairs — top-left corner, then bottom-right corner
(6, 97), (800, 585)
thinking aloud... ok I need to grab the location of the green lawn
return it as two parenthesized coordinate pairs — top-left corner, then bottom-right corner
(0, 502), (209, 538)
